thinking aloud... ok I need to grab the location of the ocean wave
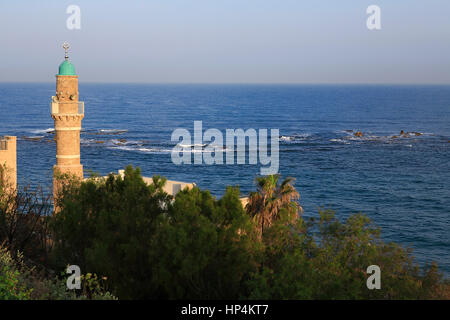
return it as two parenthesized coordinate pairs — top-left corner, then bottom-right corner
(28, 128), (129, 136)
(341, 130), (432, 143)
(108, 145), (172, 154)
(110, 139), (142, 146)
(108, 144), (242, 155)
(29, 128), (54, 134)
(26, 129), (438, 153)
(345, 135), (381, 142)
(179, 143), (207, 148)
(178, 145), (235, 153)
(280, 133), (312, 143)
(329, 138), (350, 144)
(84, 129), (128, 135)
(80, 138), (96, 144)
(100, 129), (128, 134)
(175, 143), (240, 152)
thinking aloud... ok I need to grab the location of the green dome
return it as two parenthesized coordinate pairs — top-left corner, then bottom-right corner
(58, 60), (76, 75)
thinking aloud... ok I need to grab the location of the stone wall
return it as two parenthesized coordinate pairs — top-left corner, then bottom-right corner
(0, 136), (17, 191)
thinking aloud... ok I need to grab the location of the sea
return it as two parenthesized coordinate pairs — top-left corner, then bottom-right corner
(0, 83), (449, 275)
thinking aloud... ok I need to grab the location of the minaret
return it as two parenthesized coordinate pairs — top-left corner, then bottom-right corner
(51, 43), (84, 207)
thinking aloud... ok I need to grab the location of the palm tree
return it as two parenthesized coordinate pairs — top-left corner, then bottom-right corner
(246, 174), (302, 238)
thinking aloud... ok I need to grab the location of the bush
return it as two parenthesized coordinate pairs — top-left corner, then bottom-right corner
(52, 165), (172, 299)
(50, 168), (449, 299)
(246, 209), (449, 299)
(0, 247), (32, 300)
(0, 182), (53, 266)
(150, 186), (261, 299)
(0, 245), (116, 300)
(52, 166), (262, 299)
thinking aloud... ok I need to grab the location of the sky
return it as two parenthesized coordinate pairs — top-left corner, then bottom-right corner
(0, 0), (449, 84)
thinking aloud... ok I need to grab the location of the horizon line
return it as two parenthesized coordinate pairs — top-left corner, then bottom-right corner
(1, 81), (450, 86)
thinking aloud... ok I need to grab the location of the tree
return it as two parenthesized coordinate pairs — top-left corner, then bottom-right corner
(48, 168), (449, 300)
(52, 167), (262, 299)
(246, 175), (302, 238)
(0, 179), (52, 265)
(150, 186), (262, 299)
(246, 209), (450, 300)
(51, 165), (172, 299)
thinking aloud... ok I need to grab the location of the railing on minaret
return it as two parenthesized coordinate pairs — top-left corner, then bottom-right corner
(51, 42), (85, 211)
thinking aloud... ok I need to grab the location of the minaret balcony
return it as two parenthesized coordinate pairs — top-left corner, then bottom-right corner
(51, 97), (84, 115)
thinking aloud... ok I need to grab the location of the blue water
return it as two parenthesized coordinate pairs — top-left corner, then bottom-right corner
(0, 83), (449, 275)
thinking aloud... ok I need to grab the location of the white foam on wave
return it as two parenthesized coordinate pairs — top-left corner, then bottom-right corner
(329, 138), (350, 144)
(99, 129), (128, 134)
(346, 134), (384, 142)
(280, 136), (292, 141)
(29, 128), (54, 134)
(109, 145), (172, 154)
(179, 143), (207, 148)
(280, 133), (312, 143)
(80, 138), (98, 144)
(138, 147), (171, 153)
(109, 144), (239, 155)
(110, 139), (142, 146)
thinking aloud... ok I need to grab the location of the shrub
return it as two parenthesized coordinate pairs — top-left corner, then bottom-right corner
(0, 245), (116, 300)
(150, 186), (261, 299)
(246, 209), (449, 299)
(52, 165), (172, 299)
(0, 182), (53, 265)
(50, 169), (449, 299)
(0, 247), (32, 300)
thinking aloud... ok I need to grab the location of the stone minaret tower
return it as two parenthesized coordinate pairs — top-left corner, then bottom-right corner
(51, 43), (84, 206)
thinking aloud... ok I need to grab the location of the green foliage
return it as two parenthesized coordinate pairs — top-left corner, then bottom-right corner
(0, 247), (32, 300)
(46, 168), (450, 299)
(52, 165), (172, 299)
(0, 245), (115, 300)
(246, 175), (301, 237)
(246, 209), (449, 300)
(151, 186), (261, 299)
(0, 183), (53, 265)
(52, 166), (262, 299)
